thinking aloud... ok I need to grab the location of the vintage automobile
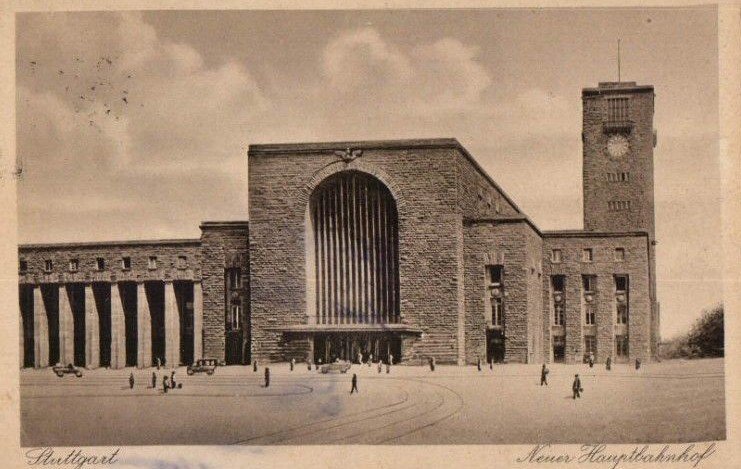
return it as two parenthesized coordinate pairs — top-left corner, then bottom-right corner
(52, 364), (82, 378)
(186, 358), (219, 375)
(320, 360), (352, 374)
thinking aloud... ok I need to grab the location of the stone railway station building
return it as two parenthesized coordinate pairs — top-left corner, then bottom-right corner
(18, 81), (660, 369)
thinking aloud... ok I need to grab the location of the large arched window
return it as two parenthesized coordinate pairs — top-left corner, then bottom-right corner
(308, 171), (399, 325)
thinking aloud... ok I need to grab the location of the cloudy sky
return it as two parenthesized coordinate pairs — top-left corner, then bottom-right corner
(16, 8), (720, 338)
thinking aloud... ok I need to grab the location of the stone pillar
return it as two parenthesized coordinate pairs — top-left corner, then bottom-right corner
(84, 284), (100, 369)
(193, 281), (203, 361)
(58, 284), (75, 366)
(110, 283), (126, 369)
(137, 282), (152, 368)
(33, 285), (49, 368)
(164, 281), (180, 367)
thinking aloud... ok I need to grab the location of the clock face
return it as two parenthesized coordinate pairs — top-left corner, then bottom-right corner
(607, 134), (630, 158)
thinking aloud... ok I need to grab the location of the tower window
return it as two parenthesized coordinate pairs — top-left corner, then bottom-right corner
(606, 172), (630, 182)
(44, 260), (53, 272)
(19, 259), (27, 273)
(607, 97), (630, 122)
(487, 265), (503, 286)
(228, 268), (242, 289)
(584, 335), (597, 355)
(615, 275), (629, 292)
(96, 258), (105, 271)
(616, 334), (629, 356)
(491, 296), (503, 326)
(486, 264), (504, 327)
(148, 256), (158, 270)
(550, 249), (562, 263)
(608, 200), (631, 212)
(614, 248), (626, 262)
(551, 275), (565, 326)
(551, 275), (565, 293)
(582, 248), (593, 262)
(121, 257), (131, 270)
(69, 259), (79, 272)
(617, 304), (629, 324)
(554, 303), (565, 326)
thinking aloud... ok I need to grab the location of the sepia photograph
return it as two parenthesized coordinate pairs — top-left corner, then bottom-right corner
(5, 3), (735, 460)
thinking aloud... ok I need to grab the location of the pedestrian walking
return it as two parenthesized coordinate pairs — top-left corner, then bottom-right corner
(606, 355), (612, 371)
(477, 356), (482, 371)
(162, 375), (169, 394)
(350, 373), (358, 394)
(489, 358), (493, 370)
(357, 352), (363, 365)
(151, 372), (157, 389)
(170, 370), (176, 389)
(129, 372), (135, 389)
(540, 364), (549, 386)
(307, 360), (312, 371)
(290, 358), (295, 371)
(156, 357), (161, 370)
(386, 361), (390, 374)
(572, 374), (582, 399)
(253, 360), (258, 372)
(368, 354), (373, 367)
(377, 361), (382, 373)
(635, 358), (641, 370)
(429, 356), (436, 372)
(264, 367), (270, 388)
(588, 352), (595, 368)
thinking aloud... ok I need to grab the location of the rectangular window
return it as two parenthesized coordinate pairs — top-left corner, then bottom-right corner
(585, 303), (596, 325)
(615, 275), (629, 292)
(554, 303), (565, 326)
(69, 259), (79, 272)
(614, 248), (626, 262)
(228, 268), (242, 289)
(121, 257), (131, 270)
(584, 336), (597, 355)
(550, 249), (562, 263)
(227, 304), (241, 330)
(582, 248), (593, 262)
(488, 265), (503, 286)
(177, 255), (187, 269)
(148, 256), (158, 270)
(616, 334), (629, 356)
(19, 259), (27, 273)
(582, 275), (596, 293)
(551, 275), (565, 293)
(607, 97), (630, 122)
(44, 260), (53, 272)
(96, 258), (105, 271)
(608, 200), (632, 212)
(492, 297), (503, 326)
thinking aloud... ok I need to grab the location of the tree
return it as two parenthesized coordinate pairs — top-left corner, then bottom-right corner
(687, 304), (724, 357)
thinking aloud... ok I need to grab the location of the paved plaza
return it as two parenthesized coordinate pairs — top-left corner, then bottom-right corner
(20, 358), (725, 446)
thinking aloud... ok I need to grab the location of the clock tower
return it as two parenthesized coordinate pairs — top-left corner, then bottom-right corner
(581, 80), (659, 356)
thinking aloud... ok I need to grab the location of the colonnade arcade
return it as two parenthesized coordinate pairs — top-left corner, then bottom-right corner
(19, 280), (203, 369)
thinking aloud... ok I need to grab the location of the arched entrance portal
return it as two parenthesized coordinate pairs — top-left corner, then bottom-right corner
(308, 171), (401, 363)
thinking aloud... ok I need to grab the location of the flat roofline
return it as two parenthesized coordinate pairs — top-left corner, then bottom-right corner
(542, 230), (649, 239)
(249, 137), (526, 217)
(582, 82), (654, 96)
(199, 220), (250, 229)
(19, 238), (202, 250)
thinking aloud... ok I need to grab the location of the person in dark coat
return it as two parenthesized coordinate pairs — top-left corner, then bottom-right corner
(308, 360), (312, 371)
(253, 360), (258, 372)
(540, 364), (549, 386)
(386, 361), (390, 374)
(162, 375), (169, 394)
(572, 374), (582, 399)
(151, 372), (157, 389)
(477, 356), (482, 372)
(264, 367), (270, 388)
(635, 358), (641, 370)
(129, 372), (135, 389)
(429, 356), (436, 372)
(490, 358), (493, 370)
(170, 371), (176, 389)
(377, 361), (382, 373)
(350, 373), (358, 394)
(606, 355), (612, 371)
(290, 358), (295, 371)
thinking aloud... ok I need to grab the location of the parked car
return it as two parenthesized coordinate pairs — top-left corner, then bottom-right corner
(52, 363), (82, 378)
(320, 360), (352, 374)
(187, 358), (219, 375)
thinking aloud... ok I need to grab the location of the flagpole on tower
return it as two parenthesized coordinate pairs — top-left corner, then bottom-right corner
(617, 39), (621, 82)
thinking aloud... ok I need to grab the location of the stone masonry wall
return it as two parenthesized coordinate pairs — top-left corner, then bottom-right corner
(200, 223), (249, 361)
(542, 233), (651, 363)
